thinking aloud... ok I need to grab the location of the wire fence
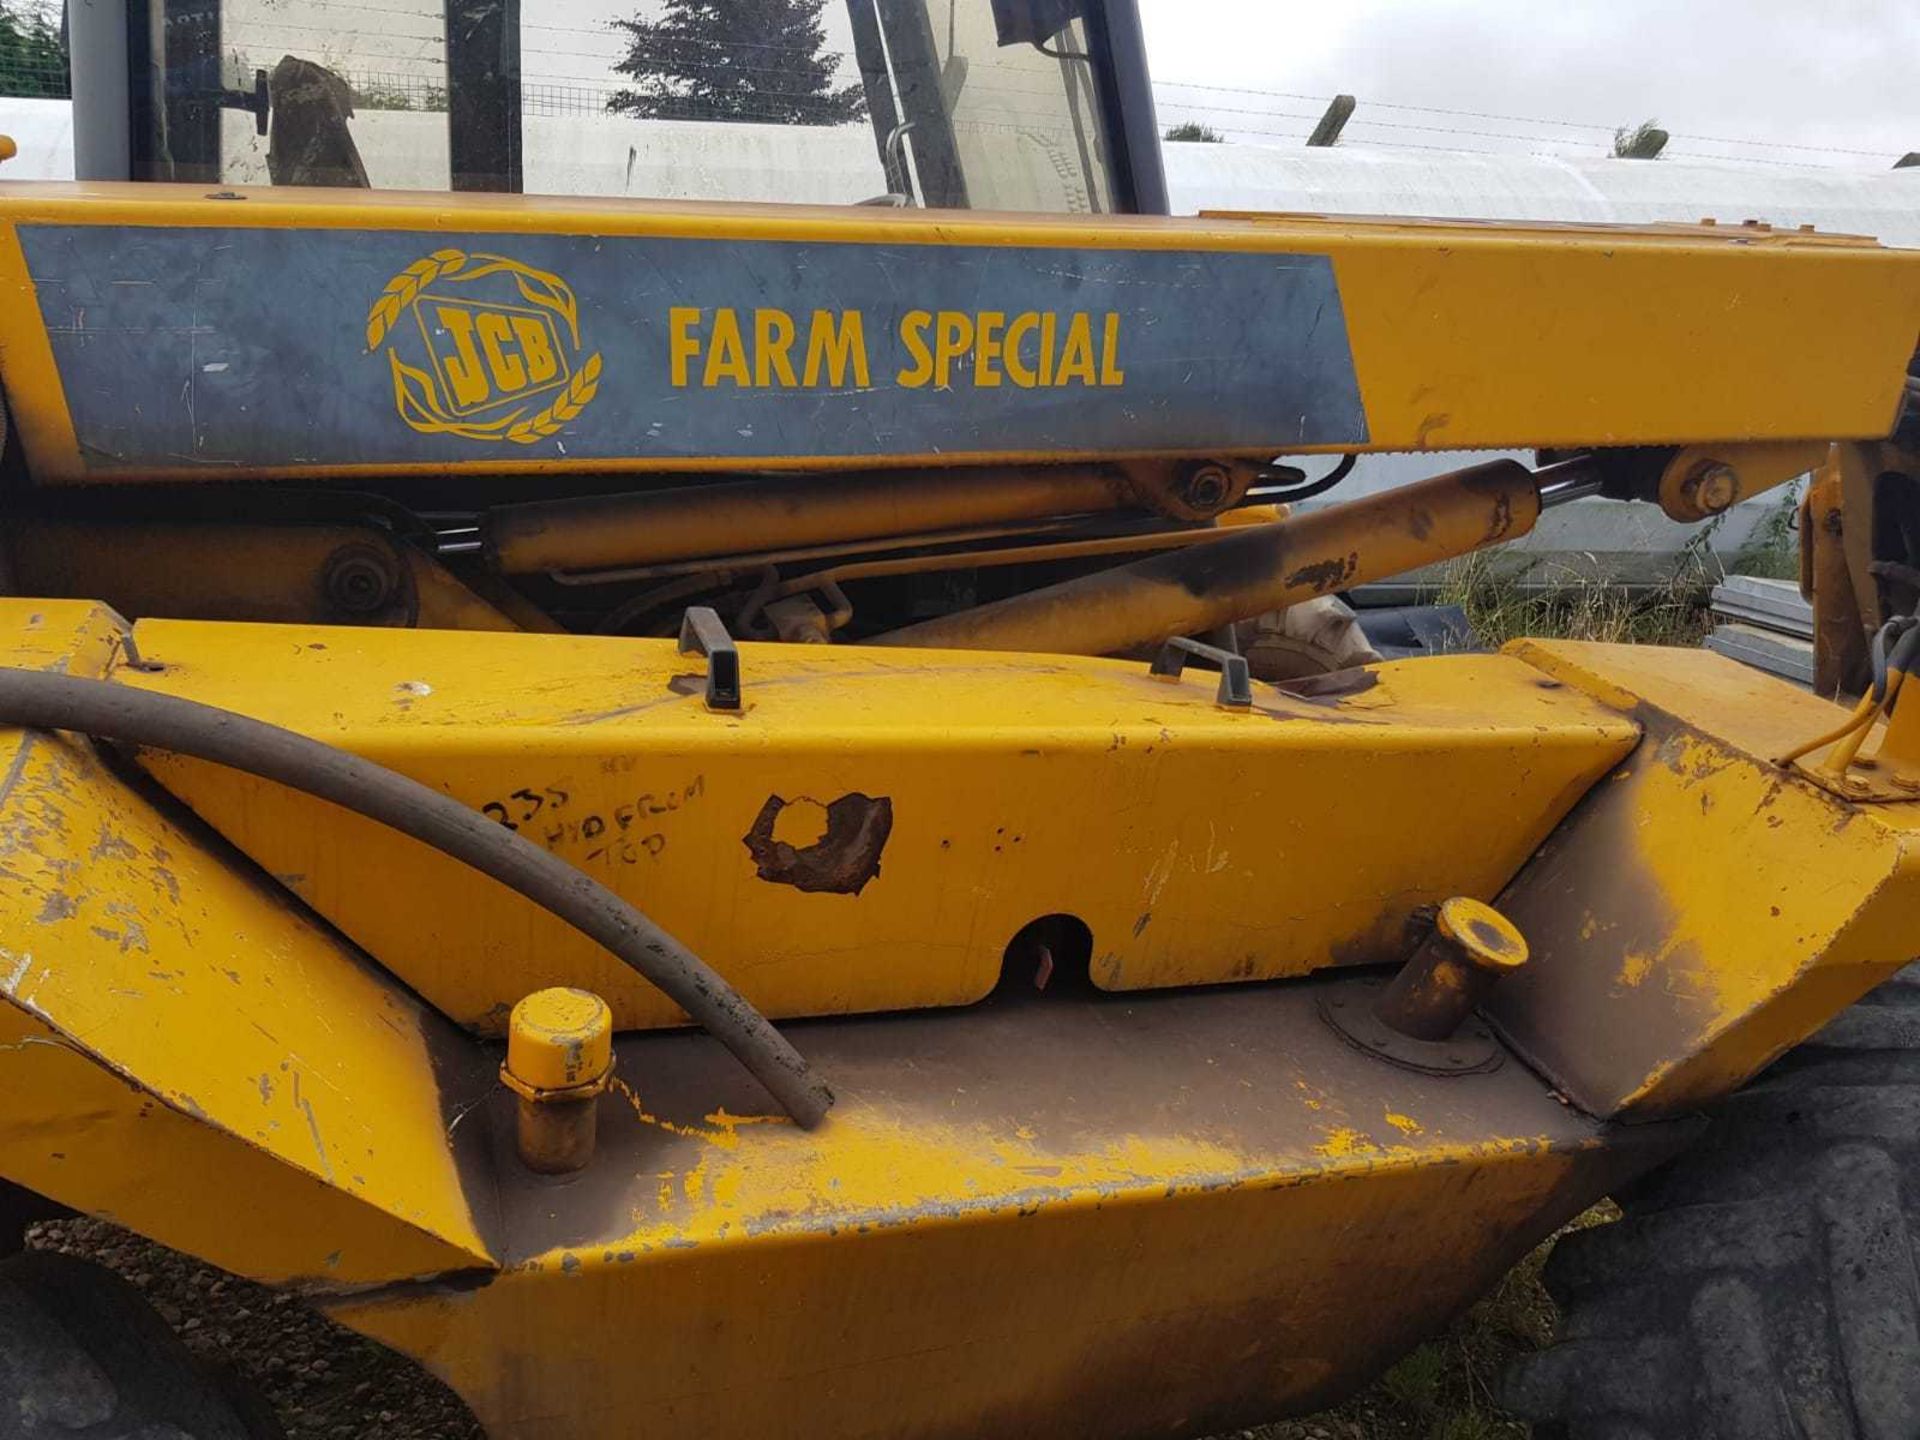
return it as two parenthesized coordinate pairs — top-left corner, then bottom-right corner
(0, 60), (854, 123)
(352, 71), (859, 122)
(0, 48), (1893, 171)
(0, 54), (69, 100)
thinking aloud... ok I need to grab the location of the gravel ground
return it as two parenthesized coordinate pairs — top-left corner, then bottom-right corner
(27, 1218), (482, 1440)
(26, 1210), (1595, 1439)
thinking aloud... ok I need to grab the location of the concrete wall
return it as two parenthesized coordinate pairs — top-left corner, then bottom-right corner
(0, 97), (73, 180)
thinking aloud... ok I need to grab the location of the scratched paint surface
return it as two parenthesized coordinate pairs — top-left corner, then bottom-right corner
(329, 977), (1693, 1439)
(117, 618), (1637, 1032)
(0, 599), (493, 1284)
(17, 225), (1367, 471)
(1490, 639), (1920, 1117)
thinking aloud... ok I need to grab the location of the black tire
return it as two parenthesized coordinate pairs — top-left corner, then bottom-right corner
(0, 1184), (70, 1261)
(1503, 966), (1920, 1440)
(0, 1250), (283, 1439)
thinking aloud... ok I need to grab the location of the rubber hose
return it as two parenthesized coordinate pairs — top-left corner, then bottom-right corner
(0, 667), (834, 1129)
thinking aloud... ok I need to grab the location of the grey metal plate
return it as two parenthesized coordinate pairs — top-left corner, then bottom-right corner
(1705, 622), (1815, 686)
(19, 224), (1369, 473)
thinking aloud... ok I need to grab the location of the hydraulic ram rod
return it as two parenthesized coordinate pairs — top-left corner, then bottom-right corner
(875, 458), (1565, 655)
(483, 463), (1211, 575)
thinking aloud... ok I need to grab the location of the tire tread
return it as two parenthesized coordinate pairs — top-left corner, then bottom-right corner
(1504, 966), (1920, 1438)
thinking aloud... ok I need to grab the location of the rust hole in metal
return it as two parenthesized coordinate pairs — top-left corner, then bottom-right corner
(743, 792), (893, 895)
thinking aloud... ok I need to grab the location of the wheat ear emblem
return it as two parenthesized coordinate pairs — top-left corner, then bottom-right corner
(367, 249), (602, 444)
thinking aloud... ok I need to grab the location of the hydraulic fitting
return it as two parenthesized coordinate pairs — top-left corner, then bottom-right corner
(500, 987), (614, 1175)
(1373, 897), (1529, 1042)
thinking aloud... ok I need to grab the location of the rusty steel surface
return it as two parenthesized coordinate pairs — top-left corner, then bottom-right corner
(874, 459), (1543, 655)
(327, 974), (1694, 1440)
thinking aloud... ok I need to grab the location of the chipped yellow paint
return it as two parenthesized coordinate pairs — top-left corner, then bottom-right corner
(1495, 639), (1920, 1116)
(608, 1076), (774, 1151)
(113, 617), (1636, 1032)
(321, 980), (1690, 1440)
(1617, 950), (1655, 988)
(0, 600), (1783, 1438)
(1314, 1126), (1371, 1158)
(603, 1107), (1270, 1252)
(0, 596), (124, 678)
(0, 600), (493, 1285)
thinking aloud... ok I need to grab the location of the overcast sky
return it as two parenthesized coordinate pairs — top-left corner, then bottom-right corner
(224, 0), (1918, 173)
(512, 0), (1918, 170)
(1139, 0), (1919, 169)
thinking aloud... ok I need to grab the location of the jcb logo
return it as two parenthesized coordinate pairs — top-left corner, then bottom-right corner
(365, 249), (602, 444)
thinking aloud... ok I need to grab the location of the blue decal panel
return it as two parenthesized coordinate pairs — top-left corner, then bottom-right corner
(19, 225), (1367, 471)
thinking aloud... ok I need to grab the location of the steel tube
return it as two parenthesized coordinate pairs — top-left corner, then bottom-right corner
(875, 459), (1548, 655)
(1374, 897), (1530, 1042)
(484, 465), (1148, 574)
(0, 668), (833, 1129)
(68, 0), (131, 182)
(1372, 947), (1501, 1043)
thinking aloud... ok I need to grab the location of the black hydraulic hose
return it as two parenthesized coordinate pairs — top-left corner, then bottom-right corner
(1253, 453), (1358, 505)
(0, 667), (834, 1129)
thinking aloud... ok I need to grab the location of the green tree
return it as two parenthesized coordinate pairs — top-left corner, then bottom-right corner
(0, 0), (68, 99)
(1612, 119), (1668, 159)
(608, 0), (865, 125)
(1164, 121), (1224, 143)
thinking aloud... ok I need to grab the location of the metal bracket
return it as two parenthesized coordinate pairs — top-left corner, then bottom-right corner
(217, 69), (271, 137)
(1149, 636), (1252, 709)
(1778, 609), (1920, 800)
(678, 608), (742, 712)
(115, 630), (165, 674)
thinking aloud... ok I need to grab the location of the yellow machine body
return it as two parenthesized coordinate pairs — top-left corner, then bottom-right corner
(0, 186), (1915, 485)
(113, 614), (1633, 1030)
(4, 124), (1920, 1438)
(5, 589), (1919, 1436)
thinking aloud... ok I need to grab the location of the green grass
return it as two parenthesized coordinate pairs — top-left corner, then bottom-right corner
(1729, 487), (1802, 581)
(1431, 482), (1800, 651)
(1434, 548), (1716, 650)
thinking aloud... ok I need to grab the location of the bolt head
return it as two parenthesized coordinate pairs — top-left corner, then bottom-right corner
(323, 545), (402, 616)
(1684, 463), (1740, 516)
(1181, 464), (1233, 512)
